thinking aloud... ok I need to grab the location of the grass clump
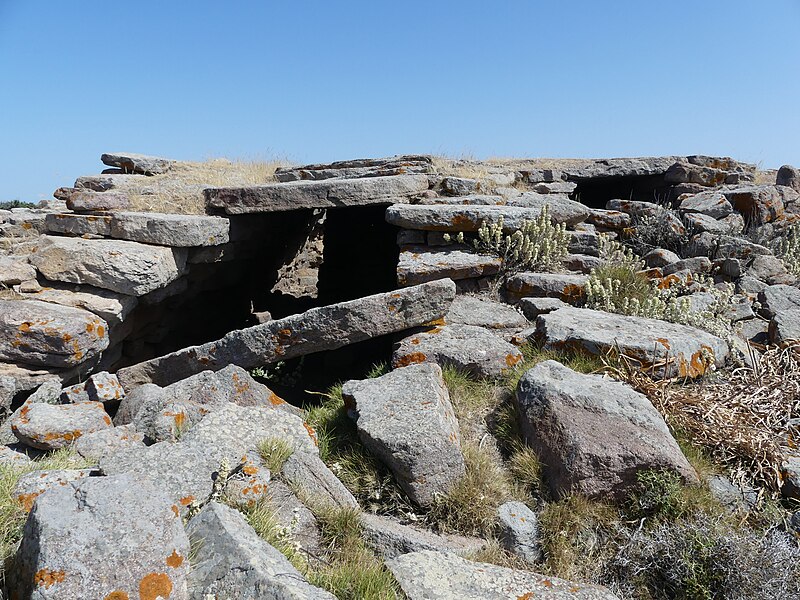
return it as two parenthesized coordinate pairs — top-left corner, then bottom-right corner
(625, 470), (721, 523)
(258, 438), (295, 474)
(241, 499), (306, 570)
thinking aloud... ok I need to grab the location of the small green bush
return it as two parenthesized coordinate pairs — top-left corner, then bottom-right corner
(0, 200), (37, 210)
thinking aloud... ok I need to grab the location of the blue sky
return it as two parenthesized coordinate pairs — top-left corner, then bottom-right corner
(1, 0), (799, 202)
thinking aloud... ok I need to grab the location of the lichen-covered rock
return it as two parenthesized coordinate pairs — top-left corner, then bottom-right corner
(758, 284), (800, 318)
(0, 300), (109, 368)
(393, 324), (523, 379)
(517, 297), (570, 320)
(10, 474), (190, 600)
(504, 272), (588, 304)
(65, 189), (131, 212)
(186, 502), (335, 599)
(73, 424), (145, 462)
(677, 190), (734, 218)
(0, 255), (36, 286)
(11, 401), (112, 450)
(536, 307), (728, 378)
(777, 165), (800, 191)
(723, 185), (785, 224)
(12, 468), (94, 513)
(397, 246), (501, 286)
(342, 363), (465, 507)
(360, 513), (485, 559)
(497, 501), (541, 563)
(280, 450), (358, 509)
(386, 550), (621, 599)
(769, 309), (800, 343)
(516, 361), (698, 499)
(446, 295), (528, 329)
(85, 371), (125, 403)
(275, 154), (433, 182)
(31, 235), (188, 296)
(19, 283), (138, 327)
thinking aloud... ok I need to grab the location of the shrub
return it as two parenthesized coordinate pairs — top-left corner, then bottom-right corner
(624, 207), (691, 256)
(774, 223), (800, 276)
(0, 200), (37, 210)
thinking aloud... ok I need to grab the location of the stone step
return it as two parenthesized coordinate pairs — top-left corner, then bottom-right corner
(397, 246), (501, 286)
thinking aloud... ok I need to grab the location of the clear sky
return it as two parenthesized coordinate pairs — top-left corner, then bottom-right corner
(1, 0), (799, 202)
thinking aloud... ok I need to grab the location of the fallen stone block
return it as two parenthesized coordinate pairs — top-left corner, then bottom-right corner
(206, 173), (430, 213)
(516, 360), (697, 499)
(343, 363), (465, 507)
(276, 154), (433, 182)
(397, 246), (501, 285)
(9, 474), (190, 600)
(504, 272), (588, 304)
(386, 550), (621, 600)
(536, 307), (728, 378)
(101, 151), (176, 175)
(678, 190), (734, 218)
(11, 401), (112, 450)
(65, 190), (131, 212)
(31, 235), (188, 296)
(757, 284), (800, 318)
(12, 468), (94, 512)
(446, 295), (528, 329)
(73, 424), (145, 462)
(723, 185), (785, 224)
(360, 513), (485, 559)
(281, 450), (358, 509)
(0, 300), (109, 368)
(0, 255), (36, 286)
(393, 323), (524, 378)
(769, 309), (800, 343)
(497, 501), (541, 563)
(116, 278), (456, 389)
(19, 283), (137, 327)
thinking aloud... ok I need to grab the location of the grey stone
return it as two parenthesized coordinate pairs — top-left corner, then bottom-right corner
(518, 297), (570, 320)
(422, 194), (507, 206)
(12, 468), (94, 513)
(101, 151), (176, 174)
(85, 371), (124, 403)
(397, 229), (426, 246)
(65, 190), (131, 212)
(27, 379), (63, 405)
(782, 457), (800, 499)
(0, 255), (36, 286)
(769, 309), (800, 343)
(386, 550), (621, 600)
(683, 212), (740, 235)
(662, 256), (712, 276)
(748, 254), (795, 285)
(73, 424), (145, 462)
(11, 401), (112, 450)
(757, 284), (800, 318)
(397, 246), (501, 286)
(281, 450), (358, 509)
(497, 501), (541, 563)
(207, 174), (430, 214)
(516, 361), (697, 499)
(586, 209), (631, 230)
(116, 278), (456, 389)
(568, 231), (600, 256)
(60, 382), (90, 404)
(504, 272), (588, 304)
(777, 165), (800, 191)
(707, 475), (758, 512)
(737, 275), (769, 295)
(186, 501), (335, 599)
(723, 185), (785, 224)
(398, 198), (588, 231)
(0, 374), (15, 414)
(536, 307), (728, 378)
(677, 190), (733, 218)
(665, 160), (749, 187)
(393, 324), (524, 379)
(275, 154), (433, 182)
(342, 363), (465, 507)
(0, 299), (109, 368)
(688, 232), (771, 260)
(19, 283), (137, 327)
(46, 211), (230, 247)
(643, 248), (680, 268)
(563, 253), (604, 273)
(605, 199), (662, 217)
(441, 176), (488, 196)
(266, 481), (323, 559)
(31, 235), (188, 296)
(0, 444), (31, 465)
(446, 295), (528, 329)
(726, 296), (755, 321)
(360, 513), (485, 559)
(9, 474), (190, 600)
(532, 181), (577, 194)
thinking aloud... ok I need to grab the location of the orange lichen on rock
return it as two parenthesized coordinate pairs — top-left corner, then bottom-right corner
(303, 422), (318, 445)
(179, 495), (195, 506)
(34, 568), (66, 589)
(394, 352), (427, 367)
(268, 392), (286, 406)
(139, 573), (173, 600)
(505, 353), (523, 368)
(16, 492), (41, 512)
(165, 550), (184, 568)
(171, 505), (180, 517)
(517, 593), (535, 600)
(104, 591), (130, 600)
(655, 338), (671, 350)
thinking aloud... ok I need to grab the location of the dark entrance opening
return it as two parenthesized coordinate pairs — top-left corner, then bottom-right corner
(572, 174), (673, 209)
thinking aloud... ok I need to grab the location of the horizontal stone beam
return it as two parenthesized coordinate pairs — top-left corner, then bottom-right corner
(205, 174), (430, 214)
(116, 278), (456, 389)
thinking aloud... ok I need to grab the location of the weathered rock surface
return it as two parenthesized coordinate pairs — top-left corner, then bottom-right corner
(46, 211), (230, 247)
(497, 501), (541, 563)
(73, 423), (145, 462)
(386, 550), (621, 599)
(10, 474), (190, 600)
(117, 278), (456, 389)
(65, 189), (131, 212)
(12, 468), (94, 512)
(386, 201), (588, 231)
(207, 174), (430, 213)
(343, 363), (464, 506)
(360, 513), (485, 559)
(11, 401), (112, 449)
(393, 324), (523, 378)
(0, 255), (36, 285)
(397, 246), (501, 285)
(101, 151), (176, 175)
(186, 502), (335, 599)
(19, 283), (137, 327)
(769, 309), (800, 343)
(777, 165), (800, 191)
(758, 284), (800, 318)
(85, 371), (125, 403)
(518, 297), (570, 320)
(677, 190), (733, 218)
(723, 185), (785, 224)
(280, 450), (359, 509)
(689, 232), (771, 260)
(516, 361), (697, 499)
(275, 154), (433, 182)
(0, 300), (109, 368)
(505, 272), (588, 304)
(446, 295), (528, 329)
(537, 307), (728, 378)
(31, 235), (187, 296)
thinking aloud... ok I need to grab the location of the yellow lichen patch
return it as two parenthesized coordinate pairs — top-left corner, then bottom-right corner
(165, 550), (184, 569)
(104, 591), (130, 600)
(86, 322), (95, 334)
(394, 352), (427, 367)
(268, 392), (286, 406)
(561, 283), (585, 303)
(517, 593), (535, 600)
(34, 568), (66, 589)
(139, 573), (173, 600)
(242, 464), (259, 476)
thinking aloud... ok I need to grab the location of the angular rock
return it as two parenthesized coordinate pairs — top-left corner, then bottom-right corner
(0, 300), (109, 368)
(393, 324), (524, 379)
(441, 176), (486, 196)
(281, 450), (358, 509)
(73, 424), (145, 462)
(505, 272), (588, 304)
(267, 481), (323, 557)
(497, 501), (541, 563)
(605, 199), (662, 217)
(769, 309), (800, 343)
(777, 165), (800, 191)
(586, 209), (631, 230)
(0, 255), (36, 286)
(677, 190), (733, 218)
(536, 307), (728, 378)
(11, 401), (112, 450)
(665, 160), (745, 187)
(60, 382), (90, 404)
(0, 374), (15, 414)
(518, 297), (570, 320)
(31, 235), (188, 296)
(360, 513), (485, 559)
(19, 283), (137, 327)
(186, 502), (335, 599)
(643, 248), (680, 268)
(532, 180), (577, 194)
(562, 253), (603, 273)
(386, 550), (621, 600)
(10, 474), (190, 600)
(723, 185), (785, 224)
(85, 371), (124, 403)
(275, 154), (433, 182)
(688, 232), (771, 260)
(46, 211), (230, 247)
(662, 256), (712, 276)
(397, 246), (501, 286)
(446, 295), (528, 329)
(207, 174), (429, 214)
(65, 190), (131, 212)
(757, 284), (800, 318)
(386, 201), (589, 232)
(101, 151), (176, 174)
(117, 279), (456, 388)
(683, 212), (742, 235)
(748, 255), (795, 285)
(342, 363), (465, 506)
(13, 468), (94, 512)
(516, 360), (697, 499)
(0, 445), (31, 465)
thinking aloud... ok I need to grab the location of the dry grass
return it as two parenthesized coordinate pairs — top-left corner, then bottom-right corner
(126, 158), (291, 214)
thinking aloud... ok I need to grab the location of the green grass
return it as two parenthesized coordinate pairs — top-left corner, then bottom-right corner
(501, 342), (605, 394)
(258, 438), (295, 474)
